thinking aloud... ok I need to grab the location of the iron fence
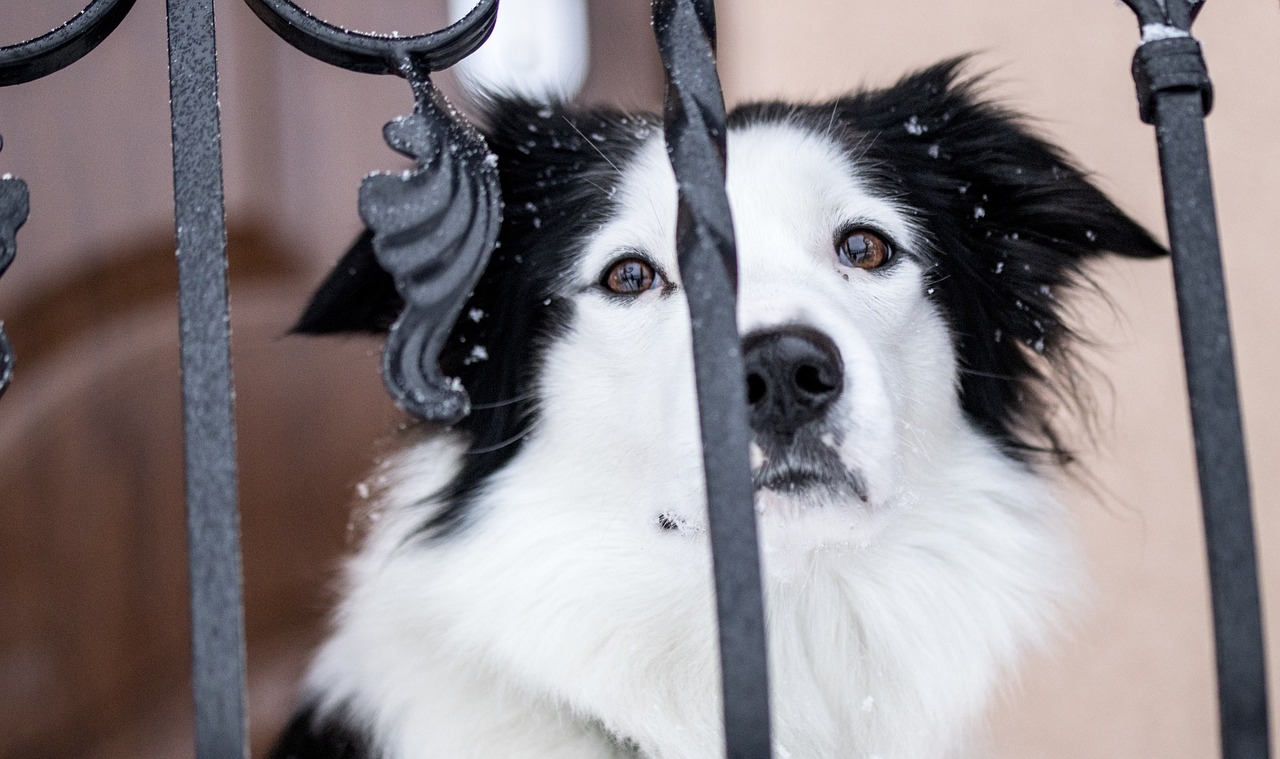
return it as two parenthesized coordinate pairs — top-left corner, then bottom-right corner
(0, 1), (1265, 757)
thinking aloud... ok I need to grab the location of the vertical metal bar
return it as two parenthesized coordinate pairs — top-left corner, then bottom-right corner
(1119, 2), (1269, 753)
(166, 0), (248, 756)
(1152, 89), (1268, 759)
(652, 2), (772, 757)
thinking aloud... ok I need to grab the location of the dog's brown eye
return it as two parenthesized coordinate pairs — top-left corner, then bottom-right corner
(836, 229), (893, 270)
(603, 257), (662, 294)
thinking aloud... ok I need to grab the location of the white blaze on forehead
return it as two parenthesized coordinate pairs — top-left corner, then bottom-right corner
(725, 123), (919, 267)
(575, 135), (676, 285)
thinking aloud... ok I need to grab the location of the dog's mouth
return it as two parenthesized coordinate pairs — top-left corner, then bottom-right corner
(751, 438), (868, 503)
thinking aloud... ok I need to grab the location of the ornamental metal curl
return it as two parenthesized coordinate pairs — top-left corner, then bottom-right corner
(0, 0), (138, 86)
(0, 137), (28, 399)
(1116, 3), (1269, 759)
(651, 2), (773, 758)
(0, 0), (137, 398)
(244, 0), (500, 424)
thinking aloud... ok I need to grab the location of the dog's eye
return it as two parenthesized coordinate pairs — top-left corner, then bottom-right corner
(836, 229), (894, 270)
(602, 257), (663, 295)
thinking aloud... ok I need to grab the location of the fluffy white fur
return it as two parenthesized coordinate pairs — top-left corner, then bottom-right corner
(302, 121), (1081, 759)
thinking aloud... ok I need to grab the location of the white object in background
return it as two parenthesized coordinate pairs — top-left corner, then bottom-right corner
(448, 0), (589, 99)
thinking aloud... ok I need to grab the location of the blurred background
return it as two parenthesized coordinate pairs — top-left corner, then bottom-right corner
(1, 1), (1278, 757)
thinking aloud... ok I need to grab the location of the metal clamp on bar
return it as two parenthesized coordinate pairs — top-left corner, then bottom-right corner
(1132, 36), (1213, 124)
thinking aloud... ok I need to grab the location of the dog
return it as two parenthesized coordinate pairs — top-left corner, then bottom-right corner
(271, 59), (1164, 759)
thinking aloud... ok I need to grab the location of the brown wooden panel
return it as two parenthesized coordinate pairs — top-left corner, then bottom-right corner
(0, 227), (399, 758)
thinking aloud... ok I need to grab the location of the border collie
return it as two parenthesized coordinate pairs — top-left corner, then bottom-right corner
(274, 60), (1163, 759)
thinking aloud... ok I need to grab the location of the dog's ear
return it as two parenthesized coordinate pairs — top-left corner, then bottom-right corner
(293, 230), (403, 335)
(842, 59), (1167, 460)
(845, 58), (1165, 263)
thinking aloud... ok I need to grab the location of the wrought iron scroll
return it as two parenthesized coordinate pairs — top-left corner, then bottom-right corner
(1118, 3), (1268, 759)
(652, 2), (773, 758)
(0, 0), (137, 86)
(166, 0), (248, 756)
(0, 0), (138, 398)
(243, 0), (501, 424)
(0, 141), (26, 399)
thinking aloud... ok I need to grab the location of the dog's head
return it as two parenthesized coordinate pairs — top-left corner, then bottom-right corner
(298, 60), (1162, 555)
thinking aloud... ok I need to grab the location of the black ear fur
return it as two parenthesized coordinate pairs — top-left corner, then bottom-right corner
(293, 230), (401, 335)
(732, 58), (1165, 463)
(846, 58), (1165, 461)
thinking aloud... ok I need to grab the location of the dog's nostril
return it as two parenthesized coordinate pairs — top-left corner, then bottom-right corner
(794, 364), (835, 396)
(741, 326), (845, 436)
(747, 372), (767, 405)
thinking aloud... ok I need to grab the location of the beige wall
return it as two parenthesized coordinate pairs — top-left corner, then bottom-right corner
(716, 2), (1280, 756)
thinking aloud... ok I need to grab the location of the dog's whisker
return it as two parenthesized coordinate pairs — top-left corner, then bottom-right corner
(470, 393), (535, 410)
(562, 115), (622, 175)
(823, 99), (840, 142)
(466, 428), (533, 455)
(957, 367), (1019, 381)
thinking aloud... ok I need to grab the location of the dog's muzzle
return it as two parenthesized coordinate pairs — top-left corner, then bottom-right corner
(742, 326), (866, 500)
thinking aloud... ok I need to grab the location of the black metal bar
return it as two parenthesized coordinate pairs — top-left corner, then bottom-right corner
(0, 0), (137, 86)
(166, 0), (248, 756)
(1156, 89), (1269, 759)
(1119, 3), (1269, 758)
(651, 2), (772, 758)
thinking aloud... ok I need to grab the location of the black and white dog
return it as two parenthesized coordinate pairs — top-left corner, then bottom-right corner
(273, 60), (1163, 759)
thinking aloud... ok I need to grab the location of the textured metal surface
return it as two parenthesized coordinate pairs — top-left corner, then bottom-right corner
(1119, 2), (1269, 758)
(359, 62), (501, 424)
(0, 0), (137, 86)
(242, 0), (496, 75)
(245, 1), (501, 423)
(166, 0), (248, 756)
(0, 136), (28, 399)
(651, 1), (772, 757)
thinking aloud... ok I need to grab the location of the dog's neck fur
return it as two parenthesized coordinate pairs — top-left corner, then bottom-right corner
(302, 422), (1076, 759)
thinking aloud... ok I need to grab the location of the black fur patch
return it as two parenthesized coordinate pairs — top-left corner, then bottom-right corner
(266, 702), (374, 759)
(729, 59), (1164, 462)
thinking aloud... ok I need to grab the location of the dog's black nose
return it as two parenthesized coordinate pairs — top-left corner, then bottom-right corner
(742, 326), (844, 436)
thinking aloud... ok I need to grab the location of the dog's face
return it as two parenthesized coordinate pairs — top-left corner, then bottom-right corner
(299, 60), (1162, 561)
(534, 124), (946, 560)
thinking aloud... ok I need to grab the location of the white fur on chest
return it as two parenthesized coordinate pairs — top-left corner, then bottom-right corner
(306, 431), (1076, 759)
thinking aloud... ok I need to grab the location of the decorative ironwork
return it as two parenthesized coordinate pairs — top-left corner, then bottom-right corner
(0, 0), (138, 86)
(0, 0), (138, 398)
(243, 0), (501, 424)
(0, 137), (27, 399)
(651, 2), (772, 758)
(1117, 3), (1269, 759)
